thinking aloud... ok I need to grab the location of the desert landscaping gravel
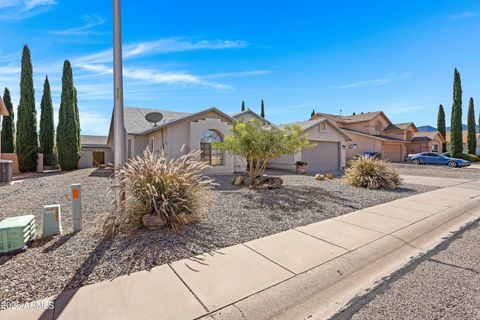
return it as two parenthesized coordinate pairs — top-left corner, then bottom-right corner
(391, 163), (480, 179)
(0, 168), (437, 306)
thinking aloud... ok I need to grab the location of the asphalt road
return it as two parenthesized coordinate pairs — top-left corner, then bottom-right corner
(332, 219), (480, 320)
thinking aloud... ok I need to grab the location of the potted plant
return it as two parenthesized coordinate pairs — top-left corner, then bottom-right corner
(295, 161), (307, 173)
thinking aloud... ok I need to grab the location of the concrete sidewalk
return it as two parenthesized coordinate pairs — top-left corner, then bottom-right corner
(2, 181), (480, 320)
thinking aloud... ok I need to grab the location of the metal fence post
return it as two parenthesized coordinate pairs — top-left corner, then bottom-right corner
(71, 183), (82, 232)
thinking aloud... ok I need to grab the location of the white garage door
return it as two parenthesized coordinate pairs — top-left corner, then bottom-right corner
(302, 141), (340, 172)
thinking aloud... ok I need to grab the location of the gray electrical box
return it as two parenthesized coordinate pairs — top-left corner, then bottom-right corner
(42, 205), (62, 238)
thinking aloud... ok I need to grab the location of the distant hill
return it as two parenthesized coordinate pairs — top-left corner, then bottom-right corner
(417, 124), (476, 132)
(417, 125), (437, 132)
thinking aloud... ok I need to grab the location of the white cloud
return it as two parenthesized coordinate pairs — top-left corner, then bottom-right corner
(0, 0), (57, 20)
(337, 72), (411, 89)
(0, 0), (18, 9)
(75, 63), (228, 88)
(22, 0), (56, 11)
(49, 15), (104, 36)
(74, 38), (248, 64)
(449, 11), (475, 20)
(203, 70), (271, 79)
(337, 78), (392, 89)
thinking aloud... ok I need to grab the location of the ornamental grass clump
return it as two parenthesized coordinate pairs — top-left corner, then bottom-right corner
(344, 156), (401, 190)
(101, 149), (213, 235)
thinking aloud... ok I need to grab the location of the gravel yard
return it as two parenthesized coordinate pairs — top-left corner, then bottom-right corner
(391, 162), (480, 179)
(0, 168), (436, 306)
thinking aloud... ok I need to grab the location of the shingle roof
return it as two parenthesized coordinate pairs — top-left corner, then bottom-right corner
(341, 128), (406, 142)
(395, 122), (414, 129)
(81, 135), (109, 147)
(411, 136), (432, 142)
(281, 118), (324, 130)
(313, 111), (387, 124)
(124, 107), (191, 134)
(280, 118), (352, 140)
(231, 109), (270, 124)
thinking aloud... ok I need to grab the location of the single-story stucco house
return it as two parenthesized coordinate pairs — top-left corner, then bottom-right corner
(106, 106), (237, 174)
(79, 135), (114, 168)
(79, 106), (354, 174)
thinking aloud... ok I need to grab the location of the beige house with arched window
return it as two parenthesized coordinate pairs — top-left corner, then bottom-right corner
(105, 106), (236, 174)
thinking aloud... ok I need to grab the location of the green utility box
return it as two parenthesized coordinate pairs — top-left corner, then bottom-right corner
(0, 215), (36, 254)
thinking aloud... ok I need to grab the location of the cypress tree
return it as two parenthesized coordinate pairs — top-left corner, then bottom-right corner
(260, 99), (265, 118)
(311, 109), (316, 118)
(39, 76), (55, 165)
(241, 100), (245, 112)
(450, 68), (463, 157)
(437, 104), (446, 152)
(56, 60), (80, 171)
(73, 86), (81, 152)
(467, 97), (476, 155)
(1, 88), (15, 153)
(16, 45), (38, 172)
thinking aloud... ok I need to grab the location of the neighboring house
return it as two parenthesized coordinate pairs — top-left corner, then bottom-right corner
(311, 112), (444, 162)
(232, 109), (270, 124)
(105, 106), (236, 174)
(409, 131), (445, 154)
(268, 118), (352, 172)
(79, 135), (114, 168)
(445, 131), (480, 155)
(0, 96), (8, 156)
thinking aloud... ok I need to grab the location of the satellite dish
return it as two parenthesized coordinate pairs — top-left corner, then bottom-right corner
(145, 112), (163, 127)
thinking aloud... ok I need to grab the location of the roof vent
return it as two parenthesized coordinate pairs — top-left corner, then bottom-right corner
(361, 112), (364, 114)
(145, 112), (164, 127)
(353, 112), (356, 115)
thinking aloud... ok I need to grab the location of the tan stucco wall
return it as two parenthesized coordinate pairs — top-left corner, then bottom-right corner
(344, 132), (382, 159)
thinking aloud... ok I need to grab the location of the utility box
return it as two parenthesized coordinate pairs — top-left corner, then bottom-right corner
(0, 215), (36, 254)
(71, 183), (82, 232)
(42, 205), (62, 238)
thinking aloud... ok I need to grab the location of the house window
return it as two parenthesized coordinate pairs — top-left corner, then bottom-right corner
(432, 144), (439, 153)
(406, 131), (413, 140)
(149, 137), (154, 151)
(318, 122), (327, 131)
(348, 144), (357, 150)
(200, 130), (223, 166)
(127, 139), (132, 159)
(375, 121), (382, 132)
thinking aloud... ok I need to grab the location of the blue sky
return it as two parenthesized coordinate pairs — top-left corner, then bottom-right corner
(0, 0), (479, 135)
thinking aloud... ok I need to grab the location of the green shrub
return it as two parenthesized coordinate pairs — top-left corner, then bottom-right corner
(344, 156), (401, 190)
(101, 149), (213, 235)
(456, 153), (480, 162)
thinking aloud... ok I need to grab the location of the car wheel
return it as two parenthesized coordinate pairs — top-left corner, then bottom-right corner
(412, 159), (421, 165)
(448, 161), (458, 168)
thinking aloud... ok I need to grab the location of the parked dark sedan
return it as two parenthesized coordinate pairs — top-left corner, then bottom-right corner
(406, 152), (471, 167)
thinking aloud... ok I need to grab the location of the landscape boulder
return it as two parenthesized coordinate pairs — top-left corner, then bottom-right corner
(253, 176), (283, 189)
(142, 214), (167, 230)
(232, 175), (245, 186)
(315, 174), (326, 181)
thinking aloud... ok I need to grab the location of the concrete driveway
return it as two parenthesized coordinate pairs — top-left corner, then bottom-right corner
(400, 175), (472, 187)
